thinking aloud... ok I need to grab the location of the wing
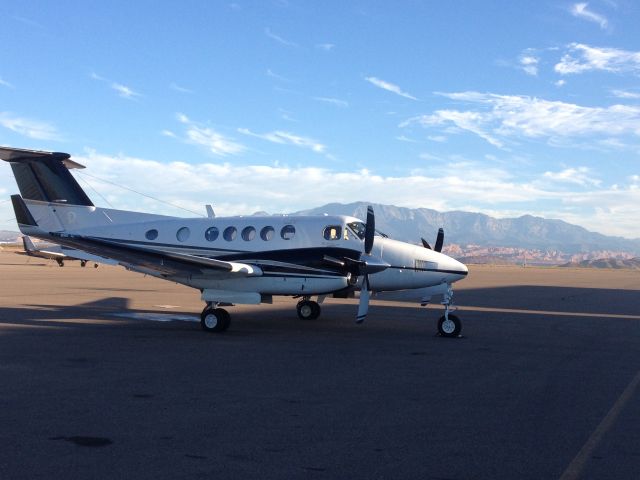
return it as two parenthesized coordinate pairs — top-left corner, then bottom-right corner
(51, 233), (262, 277)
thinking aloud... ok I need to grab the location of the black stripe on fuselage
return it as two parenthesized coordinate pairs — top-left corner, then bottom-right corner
(90, 236), (359, 276)
(386, 265), (468, 276)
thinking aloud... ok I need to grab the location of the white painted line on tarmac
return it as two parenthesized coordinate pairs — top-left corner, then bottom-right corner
(559, 369), (640, 480)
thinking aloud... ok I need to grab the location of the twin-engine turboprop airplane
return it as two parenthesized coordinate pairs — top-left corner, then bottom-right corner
(16, 235), (114, 267)
(1, 146), (468, 336)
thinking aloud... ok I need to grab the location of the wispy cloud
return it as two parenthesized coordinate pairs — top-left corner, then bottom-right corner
(171, 113), (246, 156)
(365, 76), (418, 101)
(238, 128), (326, 153)
(313, 96), (349, 108)
(519, 54), (539, 76)
(170, 83), (193, 94)
(266, 69), (291, 82)
(111, 83), (141, 99)
(0, 77), (14, 89)
(264, 28), (298, 47)
(543, 167), (601, 187)
(611, 89), (640, 99)
(90, 72), (142, 100)
(401, 91), (640, 149)
(555, 43), (640, 75)
(570, 2), (608, 29)
(0, 112), (60, 140)
(316, 43), (335, 51)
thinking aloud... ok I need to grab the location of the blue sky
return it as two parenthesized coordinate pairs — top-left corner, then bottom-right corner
(1, 1), (639, 238)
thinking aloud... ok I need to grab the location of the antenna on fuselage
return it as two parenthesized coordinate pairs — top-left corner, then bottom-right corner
(206, 204), (215, 218)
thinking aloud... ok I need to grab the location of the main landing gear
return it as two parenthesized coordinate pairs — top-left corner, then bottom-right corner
(436, 284), (462, 338)
(296, 296), (321, 320)
(200, 303), (231, 333)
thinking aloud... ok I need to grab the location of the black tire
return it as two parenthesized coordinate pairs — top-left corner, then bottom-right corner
(80, 260), (87, 267)
(438, 314), (461, 338)
(57, 260), (64, 267)
(94, 263), (99, 268)
(219, 309), (231, 331)
(297, 300), (320, 320)
(200, 307), (230, 333)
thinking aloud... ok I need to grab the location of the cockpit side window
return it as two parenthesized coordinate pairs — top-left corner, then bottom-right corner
(347, 221), (366, 240)
(323, 225), (342, 241)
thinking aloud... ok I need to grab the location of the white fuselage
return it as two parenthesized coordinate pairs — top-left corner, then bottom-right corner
(20, 200), (468, 300)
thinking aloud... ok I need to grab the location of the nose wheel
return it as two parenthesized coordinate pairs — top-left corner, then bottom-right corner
(437, 285), (462, 338)
(438, 313), (461, 337)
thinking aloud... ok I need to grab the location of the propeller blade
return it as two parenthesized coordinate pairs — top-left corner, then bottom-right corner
(356, 275), (370, 323)
(421, 237), (432, 250)
(434, 228), (444, 252)
(364, 205), (375, 255)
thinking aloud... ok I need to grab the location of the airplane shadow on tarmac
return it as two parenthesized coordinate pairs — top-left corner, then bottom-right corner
(0, 284), (638, 338)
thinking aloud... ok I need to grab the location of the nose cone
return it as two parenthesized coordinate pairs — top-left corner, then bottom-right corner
(441, 256), (468, 282)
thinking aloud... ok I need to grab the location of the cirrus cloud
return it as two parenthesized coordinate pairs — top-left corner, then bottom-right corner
(401, 91), (640, 148)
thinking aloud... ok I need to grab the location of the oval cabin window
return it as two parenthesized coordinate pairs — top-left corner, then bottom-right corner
(260, 226), (275, 241)
(176, 227), (190, 242)
(205, 226), (219, 242)
(223, 226), (237, 241)
(241, 226), (256, 241)
(280, 225), (295, 240)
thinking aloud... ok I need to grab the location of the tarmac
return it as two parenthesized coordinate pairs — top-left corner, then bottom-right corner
(0, 250), (639, 479)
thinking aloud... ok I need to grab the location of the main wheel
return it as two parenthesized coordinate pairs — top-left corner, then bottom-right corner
(296, 300), (321, 320)
(201, 307), (231, 333)
(80, 260), (87, 267)
(438, 314), (461, 338)
(57, 259), (64, 267)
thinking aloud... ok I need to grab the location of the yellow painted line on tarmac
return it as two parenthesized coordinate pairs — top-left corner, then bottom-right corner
(559, 369), (640, 480)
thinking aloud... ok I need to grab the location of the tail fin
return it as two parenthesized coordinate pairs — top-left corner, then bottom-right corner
(0, 146), (93, 206)
(21, 235), (37, 252)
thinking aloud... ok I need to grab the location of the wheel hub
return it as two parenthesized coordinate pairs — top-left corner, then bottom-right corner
(204, 313), (218, 329)
(442, 318), (455, 334)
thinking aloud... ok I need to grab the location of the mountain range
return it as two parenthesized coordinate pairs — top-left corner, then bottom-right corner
(296, 202), (640, 258)
(2, 203), (639, 262)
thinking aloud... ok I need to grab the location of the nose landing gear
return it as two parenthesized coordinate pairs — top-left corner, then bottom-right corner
(436, 284), (462, 338)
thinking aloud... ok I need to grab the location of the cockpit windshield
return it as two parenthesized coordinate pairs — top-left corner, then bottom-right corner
(347, 221), (366, 240)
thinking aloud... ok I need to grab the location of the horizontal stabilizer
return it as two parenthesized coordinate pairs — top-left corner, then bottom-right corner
(1, 146), (92, 206)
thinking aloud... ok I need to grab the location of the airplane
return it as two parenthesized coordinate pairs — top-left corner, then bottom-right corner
(1, 146), (468, 337)
(15, 235), (113, 268)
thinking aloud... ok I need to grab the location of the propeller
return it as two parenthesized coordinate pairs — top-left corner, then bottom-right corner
(321, 205), (388, 324)
(434, 228), (444, 252)
(421, 228), (444, 252)
(356, 206), (376, 324)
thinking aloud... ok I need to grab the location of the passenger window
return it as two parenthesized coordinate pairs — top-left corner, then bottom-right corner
(205, 226), (219, 242)
(145, 229), (158, 241)
(176, 227), (190, 242)
(280, 225), (295, 240)
(241, 226), (256, 241)
(223, 226), (237, 241)
(260, 226), (275, 241)
(323, 225), (342, 241)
